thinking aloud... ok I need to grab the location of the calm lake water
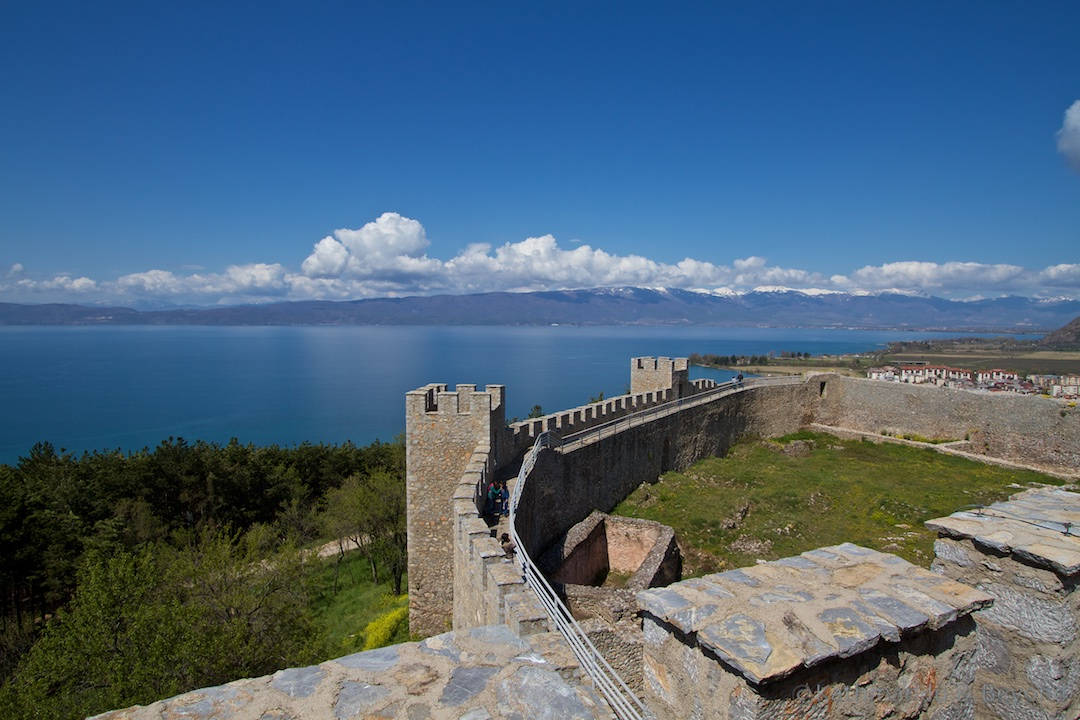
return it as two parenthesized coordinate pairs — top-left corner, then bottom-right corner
(0, 325), (1034, 464)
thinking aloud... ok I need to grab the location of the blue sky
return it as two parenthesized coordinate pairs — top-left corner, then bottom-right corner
(1, 1), (1078, 305)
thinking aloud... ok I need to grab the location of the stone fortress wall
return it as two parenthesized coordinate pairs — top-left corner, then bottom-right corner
(407, 358), (727, 637)
(101, 356), (1079, 719)
(815, 375), (1080, 468)
(514, 379), (814, 557)
(406, 358), (1080, 719)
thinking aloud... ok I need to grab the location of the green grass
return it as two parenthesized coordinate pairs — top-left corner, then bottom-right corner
(308, 552), (409, 656)
(612, 431), (1066, 576)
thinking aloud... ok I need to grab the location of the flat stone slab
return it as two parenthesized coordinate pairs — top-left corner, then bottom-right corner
(89, 626), (613, 720)
(638, 543), (992, 686)
(925, 487), (1080, 576)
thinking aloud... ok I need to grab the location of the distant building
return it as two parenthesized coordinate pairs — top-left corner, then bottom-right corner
(871, 364), (1068, 399)
(1028, 374), (1059, 392)
(900, 365), (929, 383)
(867, 366), (898, 382)
(899, 365), (972, 385)
(976, 369), (1019, 384)
(1053, 374), (1080, 398)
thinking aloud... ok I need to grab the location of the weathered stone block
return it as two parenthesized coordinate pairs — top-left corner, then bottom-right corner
(928, 487), (1080, 720)
(638, 544), (986, 720)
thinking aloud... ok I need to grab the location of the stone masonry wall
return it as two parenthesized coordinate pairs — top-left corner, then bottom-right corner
(415, 364), (1080, 645)
(932, 538), (1079, 719)
(641, 613), (978, 720)
(815, 375), (1080, 469)
(93, 625), (608, 720)
(637, 543), (992, 720)
(514, 382), (817, 558)
(926, 488), (1080, 720)
(509, 388), (669, 453)
(405, 383), (505, 637)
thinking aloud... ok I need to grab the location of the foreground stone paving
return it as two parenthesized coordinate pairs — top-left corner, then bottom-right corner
(927, 486), (1080, 720)
(90, 625), (613, 720)
(638, 543), (992, 719)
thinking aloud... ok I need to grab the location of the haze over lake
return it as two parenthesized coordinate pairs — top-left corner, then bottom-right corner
(0, 325), (1036, 465)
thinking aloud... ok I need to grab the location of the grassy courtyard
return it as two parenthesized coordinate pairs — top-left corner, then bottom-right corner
(612, 431), (1067, 576)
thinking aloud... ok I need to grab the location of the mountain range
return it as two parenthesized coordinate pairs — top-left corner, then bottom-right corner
(1, 288), (1078, 332)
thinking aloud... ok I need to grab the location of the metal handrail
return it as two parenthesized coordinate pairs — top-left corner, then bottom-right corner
(506, 374), (803, 719)
(509, 432), (649, 720)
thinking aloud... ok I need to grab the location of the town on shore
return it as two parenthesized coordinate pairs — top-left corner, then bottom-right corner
(866, 363), (1080, 399)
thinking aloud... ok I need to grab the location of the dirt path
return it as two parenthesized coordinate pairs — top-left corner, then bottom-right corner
(314, 536), (366, 559)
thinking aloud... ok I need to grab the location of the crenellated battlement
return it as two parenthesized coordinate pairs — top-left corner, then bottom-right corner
(509, 387), (673, 448)
(406, 383), (505, 416)
(507, 375), (722, 450)
(633, 356), (688, 372)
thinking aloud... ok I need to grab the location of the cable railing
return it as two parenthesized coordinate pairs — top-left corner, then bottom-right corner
(508, 431), (650, 720)
(506, 374), (803, 720)
(559, 375), (803, 452)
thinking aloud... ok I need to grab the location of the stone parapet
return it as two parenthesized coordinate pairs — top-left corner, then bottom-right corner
(637, 543), (991, 720)
(926, 486), (1080, 576)
(507, 361), (723, 453)
(90, 625), (611, 720)
(927, 487), (1080, 720)
(451, 445), (548, 635)
(508, 386), (678, 451)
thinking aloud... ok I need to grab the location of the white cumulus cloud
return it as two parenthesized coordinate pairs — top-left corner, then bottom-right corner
(117, 264), (289, 298)
(835, 261), (1028, 293)
(11, 274), (97, 293)
(1039, 263), (1080, 288)
(301, 212), (440, 282)
(294, 217), (828, 297)
(1, 212), (1078, 304)
(1057, 100), (1080, 172)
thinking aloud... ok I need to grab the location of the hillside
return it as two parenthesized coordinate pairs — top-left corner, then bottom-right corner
(2, 289), (1079, 331)
(1039, 315), (1080, 348)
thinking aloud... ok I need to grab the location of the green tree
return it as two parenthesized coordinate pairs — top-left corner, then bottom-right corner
(322, 473), (380, 587)
(361, 470), (407, 597)
(320, 470), (407, 596)
(0, 528), (317, 720)
(0, 548), (186, 719)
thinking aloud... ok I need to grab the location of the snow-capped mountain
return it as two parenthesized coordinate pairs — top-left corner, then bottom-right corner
(1, 288), (1077, 331)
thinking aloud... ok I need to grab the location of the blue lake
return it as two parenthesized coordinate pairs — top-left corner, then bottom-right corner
(0, 325), (1033, 464)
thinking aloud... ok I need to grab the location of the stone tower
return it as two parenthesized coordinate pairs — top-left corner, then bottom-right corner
(405, 383), (505, 637)
(630, 356), (691, 399)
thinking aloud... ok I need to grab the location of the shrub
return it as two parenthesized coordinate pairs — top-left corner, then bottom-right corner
(361, 604), (408, 650)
